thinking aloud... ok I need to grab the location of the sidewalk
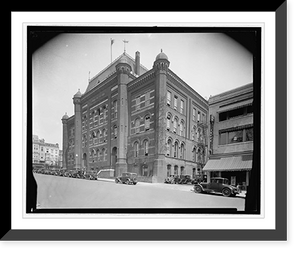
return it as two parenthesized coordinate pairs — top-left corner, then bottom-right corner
(97, 178), (246, 198)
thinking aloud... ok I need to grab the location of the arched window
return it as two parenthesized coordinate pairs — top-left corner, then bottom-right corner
(113, 125), (117, 138)
(167, 164), (171, 177)
(180, 143), (185, 159)
(135, 118), (140, 134)
(143, 139), (149, 156)
(102, 148), (106, 161)
(192, 126), (196, 140)
(173, 117), (178, 133)
(174, 141), (179, 158)
(133, 141), (139, 157)
(96, 149), (100, 161)
(103, 128), (107, 142)
(192, 147), (196, 162)
(145, 115), (150, 131)
(174, 165), (178, 176)
(166, 114), (171, 130)
(166, 138), (172, 156)
(180, 120), (184, 137)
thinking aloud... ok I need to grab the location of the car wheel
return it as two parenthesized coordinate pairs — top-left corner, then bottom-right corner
(194, 185), (202, 193)
(222, 188), (231, 197)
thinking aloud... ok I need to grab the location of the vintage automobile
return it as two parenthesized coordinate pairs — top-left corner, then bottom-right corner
(115, 172), (138, 185)
(164, 175), (175, 184)
(194, 177), (240, 197)
(178, 175), (192, 184)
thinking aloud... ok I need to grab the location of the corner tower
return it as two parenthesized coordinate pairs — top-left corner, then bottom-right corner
(73, 89), (82, 170)
(153, 50), (170, 183)
(115, 55), (132, 176)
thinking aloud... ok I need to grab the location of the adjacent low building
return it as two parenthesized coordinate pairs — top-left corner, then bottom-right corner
(204, 83), (253, 189)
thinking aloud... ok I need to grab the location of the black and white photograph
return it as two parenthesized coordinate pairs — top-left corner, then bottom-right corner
(6, 5), (290, 244)
(29, 27), (260, 213)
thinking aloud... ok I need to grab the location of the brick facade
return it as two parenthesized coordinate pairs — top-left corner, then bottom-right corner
(62, 51), (209, 182)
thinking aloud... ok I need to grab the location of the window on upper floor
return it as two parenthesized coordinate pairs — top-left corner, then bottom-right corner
(136, 96), (141, 110)
(135, 118), (140, 134)
(113, 100), (118, 119)
(113, 125), (117, 138)
(144, 139), (149, 156)
(193, 108), (196, 121)
(166, 138), (172, 157)
(219, 105), (253, 122)
(145, 115), (150, 131)
(174, 141), (179, 158)
(134, 141), (139, 157)
(219, 127), (253, 145)
(180, 120), (184, 137)
(166, 114), (171, 130)
(173, 118), (178, 133)
(180, 100), (184, 114)
(167, 91), (171, 106)
(174, 95), (178, 110)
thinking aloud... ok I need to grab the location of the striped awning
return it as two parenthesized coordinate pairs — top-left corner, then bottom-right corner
(217, 99), (253, 113)
(203, 155), (252, 172)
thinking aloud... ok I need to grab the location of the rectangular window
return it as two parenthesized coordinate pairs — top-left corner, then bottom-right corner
(219, 132), (227, 145)
(174, 95), (178, 110)
(145, 91), (150, 107)
(180, 100), (184, 114)
(193, 108), (196, 121)
(202, 113), (206, 123)
(136, 96), (140, 110)
(228, 130), (243, 143)
(245, 128), (253, 141)
(167, 91), (171, 106)
(197, 111), (201, 122)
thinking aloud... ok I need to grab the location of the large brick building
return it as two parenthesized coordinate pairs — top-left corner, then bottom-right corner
(61, 50), (209, 183)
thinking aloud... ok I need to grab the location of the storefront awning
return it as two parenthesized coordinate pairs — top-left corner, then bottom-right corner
(203, 155), (252, 172)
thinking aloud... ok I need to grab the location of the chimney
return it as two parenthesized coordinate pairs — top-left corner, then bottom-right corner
(135, 51), (140, 76)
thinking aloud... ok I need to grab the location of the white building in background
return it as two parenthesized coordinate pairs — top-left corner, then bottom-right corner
(32, 135), (60, 167)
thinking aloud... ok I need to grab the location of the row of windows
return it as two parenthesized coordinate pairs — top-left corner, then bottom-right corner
(133, 90), (153, 112)
(88, 148), (108, 162)
(166, 138), (185, 159)
(219, 127), (253, 145)
(166, 113), (185, 136)
(133, 139), (150, 157)
(192, 107), (207, 123)
(82, 128), (109, 147)
(219, 105), (253, 122)
(167, 91), (185, 114)
(132, 114), (151, 134)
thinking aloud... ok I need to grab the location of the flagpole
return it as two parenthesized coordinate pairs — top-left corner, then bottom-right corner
(110, 38), (113, 63)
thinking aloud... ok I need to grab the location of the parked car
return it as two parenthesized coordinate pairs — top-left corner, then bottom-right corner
(178, 175), (192, 184)
(164, 175), (175, 184)
(194, 177), (240, 197)
(115, 172), (137, 185)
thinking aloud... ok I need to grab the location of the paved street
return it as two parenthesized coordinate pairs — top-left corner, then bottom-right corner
(34, 173), (245, 211)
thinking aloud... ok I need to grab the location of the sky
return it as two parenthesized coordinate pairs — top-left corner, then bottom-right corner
(32, 32), (253, 149)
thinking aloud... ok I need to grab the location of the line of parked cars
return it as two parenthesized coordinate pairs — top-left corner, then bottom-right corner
(32, 168), (97, 180)
(164, 174), (203, 185)
(165, 175), (241, 197)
